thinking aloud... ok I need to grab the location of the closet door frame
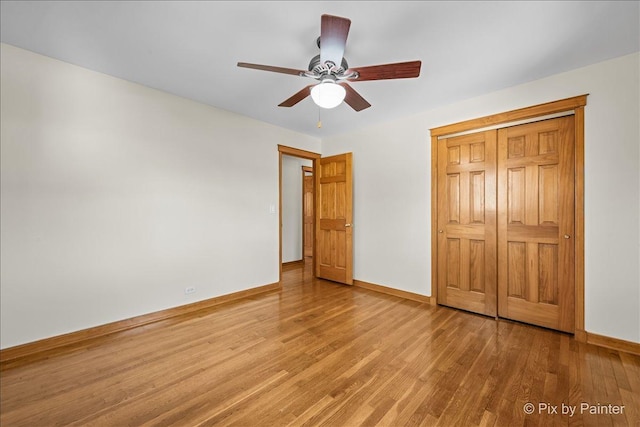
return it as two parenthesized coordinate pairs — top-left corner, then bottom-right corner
(429, 94), (588, 340)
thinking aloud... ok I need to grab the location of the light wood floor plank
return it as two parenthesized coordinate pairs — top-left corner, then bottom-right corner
(1, 263), (638, 426)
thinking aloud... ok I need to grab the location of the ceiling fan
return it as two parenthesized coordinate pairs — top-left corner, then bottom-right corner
(237, 14), (421, 112)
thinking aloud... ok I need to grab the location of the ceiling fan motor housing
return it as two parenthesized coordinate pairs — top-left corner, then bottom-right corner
(308, 54), (349, 76)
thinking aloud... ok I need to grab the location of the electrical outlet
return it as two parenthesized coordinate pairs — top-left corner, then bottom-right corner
(184, 287), (196, 295)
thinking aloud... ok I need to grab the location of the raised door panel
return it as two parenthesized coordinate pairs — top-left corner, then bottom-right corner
(497, 116), (575, 332)
(437, 130), (497, 316)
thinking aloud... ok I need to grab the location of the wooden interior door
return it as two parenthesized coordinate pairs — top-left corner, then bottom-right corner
(316, 153), (353, 285)
(497, 116), (575, 332)
(437, 130), (497, 316)
(302, 167), (314, 258)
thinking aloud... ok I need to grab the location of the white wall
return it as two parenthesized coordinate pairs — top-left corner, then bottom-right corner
(281, 155), (312, 263)
(0, 44), (320, 349)
(322, 53), (640, 343)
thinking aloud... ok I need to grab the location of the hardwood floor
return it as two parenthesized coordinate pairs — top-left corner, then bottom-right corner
(1, 263), (639, 426)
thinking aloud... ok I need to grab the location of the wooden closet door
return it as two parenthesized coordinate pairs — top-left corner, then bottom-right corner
(437, 130), (497, 316)
(497, 116), (575, 333)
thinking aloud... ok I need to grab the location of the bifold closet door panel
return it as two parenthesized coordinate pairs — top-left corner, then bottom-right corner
(437, 130), (497, 317)
(497, 116), (575, 333)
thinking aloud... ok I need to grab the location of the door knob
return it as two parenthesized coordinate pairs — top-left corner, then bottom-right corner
(564, 234), (571, 239)
(345, 223), (352, 227)
(438, 229), (443, 233)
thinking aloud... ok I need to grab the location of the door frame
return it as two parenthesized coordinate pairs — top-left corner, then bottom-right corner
(429, 94), (588, 339)
(278, 145), (321, 283)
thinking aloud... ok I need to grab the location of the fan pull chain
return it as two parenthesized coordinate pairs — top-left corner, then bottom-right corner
(317, 108), (322, 128)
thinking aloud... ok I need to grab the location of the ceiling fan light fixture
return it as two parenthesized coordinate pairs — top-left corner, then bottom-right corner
(238, 15), (420, 112)
(310, 79), (346, 109)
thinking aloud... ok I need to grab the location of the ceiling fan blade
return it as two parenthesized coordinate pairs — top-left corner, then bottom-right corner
(320, 14), (351, 67)
(340, 83), (371, 112)
(237, 62), (306, 76)
(278, 85), (314, 107)
(347, 60), (422, 82)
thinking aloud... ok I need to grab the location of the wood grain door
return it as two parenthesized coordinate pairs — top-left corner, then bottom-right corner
(303, 167), (314, 258)
(316, 153), (353, 285)
(497, 116), (575, 332)
(437, 131), (497, 316)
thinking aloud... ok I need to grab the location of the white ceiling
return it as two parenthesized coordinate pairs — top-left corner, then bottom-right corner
(1, 1), (638, 137)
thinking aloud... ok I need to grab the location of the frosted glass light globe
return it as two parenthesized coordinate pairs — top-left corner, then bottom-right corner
(310, 80), (346, 109)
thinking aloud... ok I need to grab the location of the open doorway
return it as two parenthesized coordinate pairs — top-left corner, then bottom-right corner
(278, 145), (321, 283)
(278, 145), (353, 285)
(281, 155), (312, 266)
